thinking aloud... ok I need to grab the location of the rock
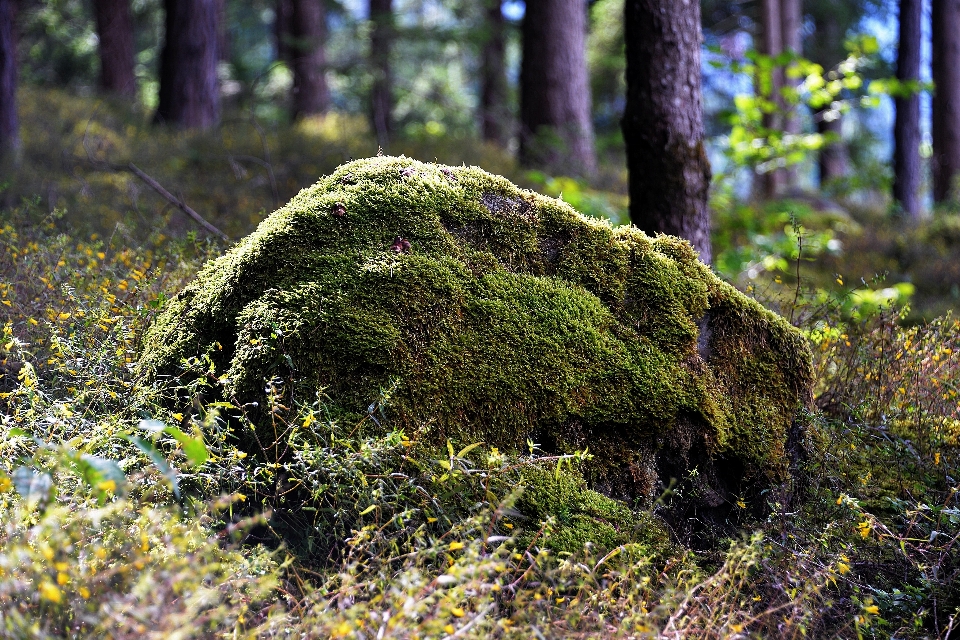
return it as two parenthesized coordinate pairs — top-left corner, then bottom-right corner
(139, 156), (813, 533)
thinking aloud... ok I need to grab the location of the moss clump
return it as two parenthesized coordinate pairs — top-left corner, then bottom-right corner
(517, 466), (672, 555)
(139, 156), (812, 520)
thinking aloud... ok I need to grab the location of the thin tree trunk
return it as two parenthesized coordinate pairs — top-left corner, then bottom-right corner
(369, 0), (393, 149)
(816, 115), (848, 185)
(811, 15), (849, 186)
(519, 0), (596, 175)
(480, 0), (509, 146)
(622, 0), (712, 264)
(155, 0), (220, 130)
(0, 0), (18, 165)
(893, 0), (922, 218)
(289, 0), (329, 119)
(932, 0), (960, 204)
(780, 0), (802, 190)
(275, 0), (293, 65)
(93, 0), (137, 98)
(758, 0), (785, 199)
(215, 0), (229, 61)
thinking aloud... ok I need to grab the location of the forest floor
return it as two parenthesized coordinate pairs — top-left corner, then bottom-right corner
(1, 89), (959, 638)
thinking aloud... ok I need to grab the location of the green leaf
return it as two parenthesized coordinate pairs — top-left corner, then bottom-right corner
(74, 454), (127, 502)
(446, 439), (455, 459)
(127, 435), (180, 499)
(358, 504), (377, 516)
(164, 426), (209, 467)
(456, 442), (484, 459)
(12, 466), (53, 506)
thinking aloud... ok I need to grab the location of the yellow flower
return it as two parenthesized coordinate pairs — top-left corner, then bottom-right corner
(444, 624), (455, 634)
(450, 607), (464, 617)
(39, 581), (62, 603)
(78, 586), (90, 599)
(448, 541), (464, 551)
(0, 476), (10, 493)
(864, 604), (879, 615)
(837, 561), (850, 575)
(57, 572), (69, 585)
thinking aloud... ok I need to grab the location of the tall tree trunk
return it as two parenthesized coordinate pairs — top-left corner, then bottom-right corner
(0, 0), (18, 165)
(932, 0), (960, 204)
(519, 0), (596, 175)
(275, 0), (293, 65)
(780, 0), (802, 189)
(758, 0), (785, 198)
(289, 0), (329, 119)
(622, 0), (712, 264)
(154, 0), (220, 130)
(480, 0), (509, 146)
(93, 0), (137, 98)
(893, 0), (922, 218)
(216, 0), (229, 61)
(811, 15), (849, 186)
(369, 0), (393, 149)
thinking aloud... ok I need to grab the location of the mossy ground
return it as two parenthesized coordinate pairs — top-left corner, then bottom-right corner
(139, 156), (813, 528)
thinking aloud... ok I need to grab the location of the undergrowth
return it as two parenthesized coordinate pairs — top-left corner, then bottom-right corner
(0, 90), (958, 638)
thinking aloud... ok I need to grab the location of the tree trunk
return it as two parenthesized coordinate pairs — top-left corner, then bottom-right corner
(369, 0), (393, 149)
(155, 0), (220, 130)
(480, 0), (509, 146)
(0, 0), (18, 164)
(810, 14), (849, 186)
(275, 0), (293, 65)
(932, 0), (960, 204)
(780, 0), (802, 189)
(758, 0), (785, 198)
(519, 0), (596, 175)
(289, 0), (329, 119)
(93, 0), (137, 98)
(893, 0), (922, 218)
(816, 115), (848, 185)
(622, 0), (712, 264)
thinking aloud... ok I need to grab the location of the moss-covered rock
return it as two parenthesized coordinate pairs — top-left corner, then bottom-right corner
(139, 156), (812, 527)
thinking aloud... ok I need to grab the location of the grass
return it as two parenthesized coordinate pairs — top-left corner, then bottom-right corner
(0, 88), (959, 638)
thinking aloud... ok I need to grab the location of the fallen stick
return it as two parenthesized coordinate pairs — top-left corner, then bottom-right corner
(126, 162), (230, 241)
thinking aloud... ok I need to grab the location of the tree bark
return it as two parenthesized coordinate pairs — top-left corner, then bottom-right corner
(622, 0), (712, 264)
(369, 0), (393, 149)
(780, 0), (802, 189)
(288, 0), (329, 119)
(519, 0), (596, 175)
(810, 14), (849, 186)
(893, 0), (922, 218)
(758, 0), (785, 198)
(154, 0), (221, 130)
(932, 0), (960, 204)
(0, 0), (18, 164)
(480, 0), (509, 146)
(93, 0), (137, 98)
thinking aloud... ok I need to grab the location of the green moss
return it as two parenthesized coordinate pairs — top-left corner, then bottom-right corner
(139, 156), (813, 513)
(517, 466), (672, 555)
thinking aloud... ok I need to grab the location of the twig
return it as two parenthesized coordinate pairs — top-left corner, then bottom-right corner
(125, 163), (230, 241)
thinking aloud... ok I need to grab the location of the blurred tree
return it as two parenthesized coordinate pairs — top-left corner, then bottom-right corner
(758, 0), (785, 197)
(932, 0), (960, 204)
(93, 0), (137, 98)
(288, 0), (330, 119)
(369, 0), (393, 148)
(807, 9), (850, 185)
(519, 0), (596, 175)
(480, 0), (508, 146)
(155, 0), (220, 129)
(622, 0), (711, 263)
(893, 0), (921, 218)
(0, 0), (17, 165)
(780, 0), (801, 188)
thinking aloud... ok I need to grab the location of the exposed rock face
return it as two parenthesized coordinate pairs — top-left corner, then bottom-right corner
(139, 156), (813, 528)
